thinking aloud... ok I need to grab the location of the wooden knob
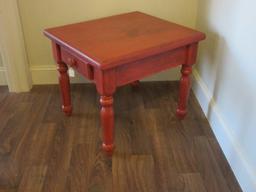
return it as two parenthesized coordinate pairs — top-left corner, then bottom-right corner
(68, 58), (77, 67)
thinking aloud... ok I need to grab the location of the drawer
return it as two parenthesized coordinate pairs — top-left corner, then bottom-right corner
(61, 48), (94, 80)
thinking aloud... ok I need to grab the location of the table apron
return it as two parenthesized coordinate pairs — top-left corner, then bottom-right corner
(115, 47), (187, 86)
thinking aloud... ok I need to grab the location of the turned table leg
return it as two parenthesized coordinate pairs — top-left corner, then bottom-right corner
(176, 64), (192, 119)
(100, 95), (114, 155)
(57, 62), (72, 116)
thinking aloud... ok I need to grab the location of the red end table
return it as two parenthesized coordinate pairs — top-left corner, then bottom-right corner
(44, 12), (205, 155)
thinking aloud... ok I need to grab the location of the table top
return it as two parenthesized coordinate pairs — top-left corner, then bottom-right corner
(44, 12), (205, 69)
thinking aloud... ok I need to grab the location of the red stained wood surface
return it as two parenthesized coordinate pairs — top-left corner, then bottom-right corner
(44, 12), (205, 69)
(52, 43), (72, 116)
(44, 12), (205, 155)
(100, 96), (114, 156)
(176, 64), (192, 119)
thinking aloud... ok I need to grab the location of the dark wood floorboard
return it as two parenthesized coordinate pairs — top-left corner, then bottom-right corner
(0, 82), (242, 192)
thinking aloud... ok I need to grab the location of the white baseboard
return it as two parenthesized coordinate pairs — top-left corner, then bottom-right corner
(30, 65), (181, 85)
(30, 65), (88, 85)
(0, 67), (7, 85)
(192, 69), (256, 192)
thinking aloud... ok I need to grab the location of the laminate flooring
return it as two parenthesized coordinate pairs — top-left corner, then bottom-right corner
(0, 82), (242, 192)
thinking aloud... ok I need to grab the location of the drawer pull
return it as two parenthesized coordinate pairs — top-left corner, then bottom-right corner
(67, 58), (77, 67)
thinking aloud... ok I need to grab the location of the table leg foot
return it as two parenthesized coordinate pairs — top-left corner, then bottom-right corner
(102, 143), (114, 156)
(176, 109), (187, 119)
(62, 105), (72, 116)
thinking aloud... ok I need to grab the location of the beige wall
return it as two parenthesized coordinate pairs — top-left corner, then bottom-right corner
(193, 0), (256, 191)
(17, 0), (198, 84)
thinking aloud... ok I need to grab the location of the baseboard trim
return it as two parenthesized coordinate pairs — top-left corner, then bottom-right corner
(30, 65), (181, 85)
(30, 65), (88, 85)
(192, 69), (256, 192)
(0, 67), (7, 85)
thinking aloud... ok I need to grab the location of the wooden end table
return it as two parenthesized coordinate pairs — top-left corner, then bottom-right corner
(44, 12), (205, 155)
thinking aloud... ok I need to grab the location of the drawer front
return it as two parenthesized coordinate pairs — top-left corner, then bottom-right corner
(60, 48), (94, 80)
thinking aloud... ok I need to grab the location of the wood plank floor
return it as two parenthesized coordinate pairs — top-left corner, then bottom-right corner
(0, 82), (242, 192)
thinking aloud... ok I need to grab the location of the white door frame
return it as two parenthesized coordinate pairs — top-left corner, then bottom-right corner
(0, 0), (32, 92)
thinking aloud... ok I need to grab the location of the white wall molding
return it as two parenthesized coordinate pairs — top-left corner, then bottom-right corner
(192, 69), (256, 192)
(30, 65), (180, 85)
(0, 0), (32, 92)
(0, 66), (7, 85)
(30, 65), (88, 85)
